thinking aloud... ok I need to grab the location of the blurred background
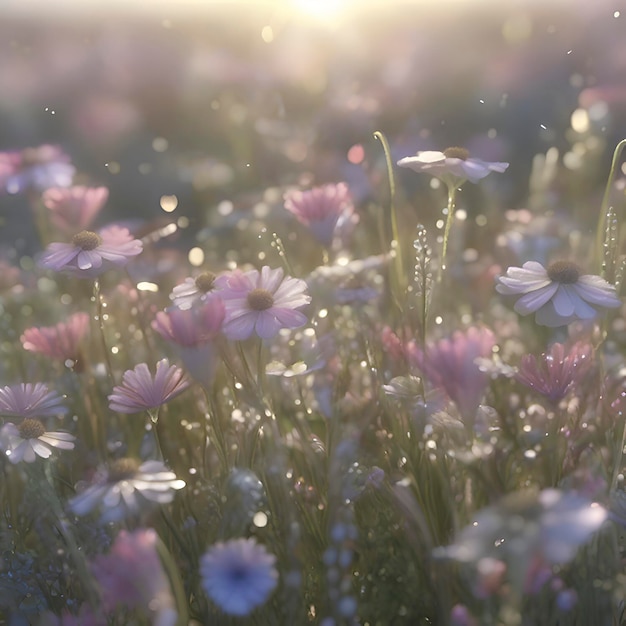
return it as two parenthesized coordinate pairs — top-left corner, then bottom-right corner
(0, 0), (624, 257)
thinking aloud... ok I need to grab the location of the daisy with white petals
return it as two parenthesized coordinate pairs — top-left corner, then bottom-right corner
(397, 147), (509, 186)
(0, 420), (75, 463)
(496, 260), (621, 327)
(69, 458), (185, 523)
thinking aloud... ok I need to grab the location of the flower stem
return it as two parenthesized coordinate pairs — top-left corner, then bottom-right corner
(154, 534), (189, 625)
(93, 279), (115, 384)
(438, 185), (457, 283)
(595, 138), (626, 276)
(374, 130), (405, 311)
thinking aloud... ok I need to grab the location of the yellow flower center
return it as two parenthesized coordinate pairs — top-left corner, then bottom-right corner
(108, 458), (140, 482)
(247, 288), (274, 311)
(72, 231), (102, 251)
(443, 147), (470, 160)
(18, 418), (45, 439)
(547, 261), (581, 284)
(195, 272), (216, 293)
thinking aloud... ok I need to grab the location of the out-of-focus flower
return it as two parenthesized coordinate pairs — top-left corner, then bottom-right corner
(69, 458), (185, 523)
(0, 383), (67, 418)
(220, 266), (310, 340)
(0, 419), (75, 463)
(108, 359), (190, 414)
(283, 182), (354, 247)
(152, 296), (225, 347)
(516, 342), (593, 403)
(91, 528), (177, 626)
(169, 271), (221, 310)
(496, 261), (621, 327)
(438, 489), (607, 592)
(152, 297), (225, 386)
(42, 186), (109, 233)
(412, 326), (495, 420)
(200, 538), (278, 616)
(0, 145), (75, 194)
(21, 312), (89, 363)
(397, 147), (508, 186)
(38, 226), (143, 278)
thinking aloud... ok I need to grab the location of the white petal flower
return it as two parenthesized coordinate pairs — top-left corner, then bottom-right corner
(397, 147), (509, 185)
(0, 420), (75, 464)
(496, 260), (621, 327)
(69, 458), (185, 523)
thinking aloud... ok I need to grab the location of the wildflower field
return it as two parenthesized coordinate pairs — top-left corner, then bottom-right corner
(2, 1), (626, 624)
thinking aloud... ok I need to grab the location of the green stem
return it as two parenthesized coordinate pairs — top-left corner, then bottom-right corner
(93, 279), (115, 384)
(595, 139), (626, 275)
(374, 130), (405, 311)
(438, 185), (457, 283)
(155, 534), (189, 625)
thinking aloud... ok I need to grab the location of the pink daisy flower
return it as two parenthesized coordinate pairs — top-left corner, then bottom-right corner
(108, 359), (190, 414)
(38, 225), (143, 278)
(283, 182), (354, 247)
(42, 185), (109, 233)
(0, 383), (67, 418)
(220, 266), (311, 340)
(21, 312), (89, 363)
(516, 342), (593, 404)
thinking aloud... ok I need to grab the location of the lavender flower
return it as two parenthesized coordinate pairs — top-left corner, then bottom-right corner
(516, 342), (593, 403)
(200, 538), (278, 616)
(284, 182), (354, 247)
(0, 420), (75, 463)
(397, 147), (508, 186)
(38, 226), (143, 278)
(0, 383), (67, 418)
(0, 145), (75, 194)
(108, 359), (190, 413)
(152, 296), (225, 347)
(91, 528), (177, 625)
(496, 261), (621, 327)
(69, 458), (185, 523)
(152, 297), (225, 386)
(413, 326), (495, 420)
(21, 312), (89, 363)
(220, 266), (310, 340)
(42, 185), (109, 233)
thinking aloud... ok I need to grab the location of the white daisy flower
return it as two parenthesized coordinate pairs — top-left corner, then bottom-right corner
(496, 260), (621, 327)
(0, 419), (75, 463)
(69, 458), (185, 523)
(397, 147), (509, 185)
(169, 271), (219, 310)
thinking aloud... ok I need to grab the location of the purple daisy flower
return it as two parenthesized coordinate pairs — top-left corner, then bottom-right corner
(38, 225), (143, 278)
(200, 538), (278, 616)
(0, 419), (75, 463)
(397, 147), (508, 186)
(220, 266), (310, 340)
(283, 182), (354, 247)
(0, 383), (68, 418)
(496, 260), (621, 327)
(108, 359), (190, 414)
